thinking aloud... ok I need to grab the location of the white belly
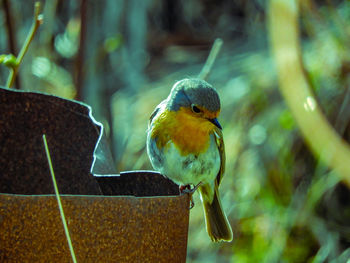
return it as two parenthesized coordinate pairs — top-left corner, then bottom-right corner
(147, 133), (220, 186)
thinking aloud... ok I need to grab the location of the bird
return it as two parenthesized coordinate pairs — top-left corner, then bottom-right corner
(146, 78), (233, 242)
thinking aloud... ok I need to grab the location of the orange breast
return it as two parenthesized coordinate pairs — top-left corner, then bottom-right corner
(151, 108), (215, 155)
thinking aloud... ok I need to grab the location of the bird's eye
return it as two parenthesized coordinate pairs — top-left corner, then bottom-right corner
(191, 104), (201, 113)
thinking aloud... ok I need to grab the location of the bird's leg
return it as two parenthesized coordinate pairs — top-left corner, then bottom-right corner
(179, 182), (202, 209)
(179, 184), (192, 194)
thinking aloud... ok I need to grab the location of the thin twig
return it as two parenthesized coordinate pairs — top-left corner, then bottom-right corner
(3, 0), (21, 89)
(6, 2), (43, 88)
(3, 0), (16, 54)
(198, 38), (223, 81)
(42, 134), (78, 263)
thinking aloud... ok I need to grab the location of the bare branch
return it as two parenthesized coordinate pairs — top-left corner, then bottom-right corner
(198, 38), (223, 81)
(6, 2), (43, 88)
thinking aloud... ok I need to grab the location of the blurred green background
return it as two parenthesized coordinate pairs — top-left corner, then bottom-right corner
(1, 0), (350, 262)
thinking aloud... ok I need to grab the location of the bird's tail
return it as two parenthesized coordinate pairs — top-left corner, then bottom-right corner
(199, 183), (233, 242)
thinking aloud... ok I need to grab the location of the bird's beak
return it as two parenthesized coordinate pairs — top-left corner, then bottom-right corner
(209, 118), (222, 129)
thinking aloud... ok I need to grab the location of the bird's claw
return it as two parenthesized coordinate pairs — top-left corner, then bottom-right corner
(179, 182), (202, 194)
(179, 182), (202, 209)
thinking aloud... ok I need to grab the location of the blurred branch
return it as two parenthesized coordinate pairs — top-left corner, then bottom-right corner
(268, 0), (350, 186)
(3, 0), (21, 89)
(75, 0), (87, 101)
(6, 2), (43, 88)
(198, 38), (223, 81)
(3, 0), (16, 54)
(40, 0), (58, 46)
(334, 84), (350, 136)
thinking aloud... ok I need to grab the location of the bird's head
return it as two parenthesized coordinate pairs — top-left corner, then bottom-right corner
(167, 78), (222, 129)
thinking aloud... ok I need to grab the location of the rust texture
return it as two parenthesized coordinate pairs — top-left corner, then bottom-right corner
(0, 193), (190, 263)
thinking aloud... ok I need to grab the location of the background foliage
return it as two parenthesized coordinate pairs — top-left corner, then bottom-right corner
(1, 0), (350, 262)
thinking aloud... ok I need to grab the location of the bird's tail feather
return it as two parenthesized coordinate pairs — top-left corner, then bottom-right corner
(200, 184), (233, 242)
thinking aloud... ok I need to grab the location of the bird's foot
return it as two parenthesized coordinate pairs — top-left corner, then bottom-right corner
(179, 182), (202, 194)
(179, 182), (202, 209)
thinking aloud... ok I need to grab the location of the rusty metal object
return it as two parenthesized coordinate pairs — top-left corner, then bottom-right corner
(0, 192), (189, 263)
(0, 87), (190, 262)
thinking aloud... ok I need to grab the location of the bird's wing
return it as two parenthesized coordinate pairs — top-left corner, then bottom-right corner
(214, 126), (225, 186)
(149, 100), (167, 126)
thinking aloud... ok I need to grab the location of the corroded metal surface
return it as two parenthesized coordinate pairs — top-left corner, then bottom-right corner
(0, 86), (102, 195)
(0, 193), (190, 263)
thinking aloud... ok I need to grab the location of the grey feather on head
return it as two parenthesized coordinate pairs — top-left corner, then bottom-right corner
(167, 78), (221, 112)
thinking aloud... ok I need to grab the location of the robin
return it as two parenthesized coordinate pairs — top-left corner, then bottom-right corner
(147, 78), (233, 242)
